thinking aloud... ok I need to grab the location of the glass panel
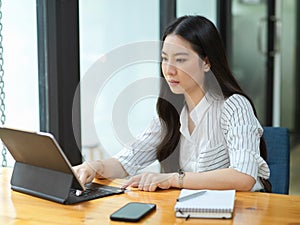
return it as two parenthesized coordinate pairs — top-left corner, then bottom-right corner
(231, 0), (300, 196)
(231, 0), (267, 123)
(280, 0), (296, 130)
(279, 0), (299, 196)
(2, 0), (39, 167)
(79, 0), (160, 165)
(176, 0), (217, 24)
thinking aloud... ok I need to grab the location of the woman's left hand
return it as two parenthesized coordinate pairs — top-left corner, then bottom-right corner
(121, 172), (177, 192)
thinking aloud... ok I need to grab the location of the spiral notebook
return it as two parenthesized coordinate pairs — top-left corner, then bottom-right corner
(174, 189), (236, 219)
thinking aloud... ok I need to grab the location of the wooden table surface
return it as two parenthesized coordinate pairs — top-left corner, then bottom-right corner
(1, 167), (300, 225)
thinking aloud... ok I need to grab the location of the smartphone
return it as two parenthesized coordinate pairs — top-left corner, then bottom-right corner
(110, 202), (156, 222)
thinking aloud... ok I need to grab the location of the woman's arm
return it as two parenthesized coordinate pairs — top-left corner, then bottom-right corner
(73, 118), (163, 185)
(177, 168), (255, 191)
(122, 168), (255, 192)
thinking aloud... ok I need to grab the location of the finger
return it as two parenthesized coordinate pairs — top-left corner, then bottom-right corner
(141, 174), (155, 191)
(77, 173), (87, 185)
(78, 169), (93, 185)
(121, 182), (130, 190)
(149, 182), (158, 192)
(121, 175), (141, 189)
(148, 175), (164, 191)
(121, 181), (139, 190)
(138, 174), (150, 191)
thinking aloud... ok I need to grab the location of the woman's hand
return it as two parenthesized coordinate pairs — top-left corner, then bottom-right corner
(73, 160), (103, 185)
(121, 172), (177, 192)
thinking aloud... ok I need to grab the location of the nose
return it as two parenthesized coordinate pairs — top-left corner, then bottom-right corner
(163, 62), (176, 76)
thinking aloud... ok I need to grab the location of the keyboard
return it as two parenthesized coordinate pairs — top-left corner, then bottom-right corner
(67, 182), (124, 204)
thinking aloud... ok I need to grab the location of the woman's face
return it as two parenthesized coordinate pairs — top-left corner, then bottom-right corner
(161, 34), (210, 100)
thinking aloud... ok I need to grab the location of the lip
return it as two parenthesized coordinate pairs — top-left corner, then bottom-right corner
(167, 79), (180, 87)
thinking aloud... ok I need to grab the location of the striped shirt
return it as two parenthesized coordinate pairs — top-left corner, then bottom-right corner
(114, 94), (270, 191)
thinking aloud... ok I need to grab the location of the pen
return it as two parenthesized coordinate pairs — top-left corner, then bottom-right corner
(176, 190), (207, 202)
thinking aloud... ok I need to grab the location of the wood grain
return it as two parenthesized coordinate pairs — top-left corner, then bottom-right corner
(1, 168), (300, 225)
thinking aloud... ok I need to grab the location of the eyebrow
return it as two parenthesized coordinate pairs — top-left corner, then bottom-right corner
(161, 51), (189, 56)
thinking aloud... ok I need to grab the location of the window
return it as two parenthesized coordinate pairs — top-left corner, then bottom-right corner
(177, 0), (217, 23)
(1, 0), (39, 167)
(79, 0), (160, 167)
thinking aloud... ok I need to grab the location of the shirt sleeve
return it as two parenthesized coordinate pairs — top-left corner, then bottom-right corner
(221, 94), (270, 180)
(113, 117), (162, 176)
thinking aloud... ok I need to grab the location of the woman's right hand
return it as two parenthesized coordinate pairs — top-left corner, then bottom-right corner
(73, 160), (104, 185)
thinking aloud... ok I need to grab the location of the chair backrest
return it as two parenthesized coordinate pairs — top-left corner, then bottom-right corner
(263, 126), (290, 194)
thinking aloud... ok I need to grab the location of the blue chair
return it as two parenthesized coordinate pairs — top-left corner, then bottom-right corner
(263, 127), (290, 194)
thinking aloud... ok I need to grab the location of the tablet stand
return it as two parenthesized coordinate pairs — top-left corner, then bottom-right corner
(11, 162), (73, 204)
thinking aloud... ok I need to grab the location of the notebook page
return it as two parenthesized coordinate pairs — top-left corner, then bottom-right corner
(175, 189), (236, 212)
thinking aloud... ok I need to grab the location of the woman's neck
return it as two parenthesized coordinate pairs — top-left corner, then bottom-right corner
(184, 90), (205, 112)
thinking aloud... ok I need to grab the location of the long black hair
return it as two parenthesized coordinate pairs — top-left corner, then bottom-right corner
(156, 15), (270, 190)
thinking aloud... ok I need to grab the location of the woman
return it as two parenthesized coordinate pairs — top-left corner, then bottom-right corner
(74, 15), (271, 192)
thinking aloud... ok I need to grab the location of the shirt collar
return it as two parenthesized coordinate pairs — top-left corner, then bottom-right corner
(179, 93), (213, 136)
(189, 94), (212, 124)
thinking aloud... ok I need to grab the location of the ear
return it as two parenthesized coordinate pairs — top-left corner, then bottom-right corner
(203, 57), (211, 72)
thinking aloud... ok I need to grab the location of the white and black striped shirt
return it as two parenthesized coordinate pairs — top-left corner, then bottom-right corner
(114, 94), (270, 191)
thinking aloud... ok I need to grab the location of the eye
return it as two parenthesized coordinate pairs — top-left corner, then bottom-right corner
(176, 58), (187, 63)
(161, 56), (168, 62)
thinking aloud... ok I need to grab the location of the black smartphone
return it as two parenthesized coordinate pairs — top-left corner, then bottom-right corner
(110, 202), (156, 222)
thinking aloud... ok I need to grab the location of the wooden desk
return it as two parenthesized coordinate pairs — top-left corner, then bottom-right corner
(1, 168), (300, 225)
